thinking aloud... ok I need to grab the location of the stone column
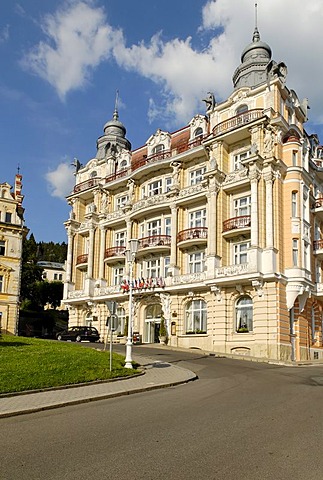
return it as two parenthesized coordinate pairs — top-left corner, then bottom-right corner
(65, 226), (74, 283)
(249, 164), (260, 247)
(264, 169), (274, 248)
(87, 226), (95, 279)
(170, 203), (178, 275)
(98, 226), (106, 280)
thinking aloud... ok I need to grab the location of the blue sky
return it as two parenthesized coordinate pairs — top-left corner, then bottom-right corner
(1, 0), (323, 243)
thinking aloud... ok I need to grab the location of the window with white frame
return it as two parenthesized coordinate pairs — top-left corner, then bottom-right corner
(5, 212), (12, 223)
(304, 241), (309, 270)
(188, 251), (205, 273)
(291, 191), (298, 217)
(116, 307), (126, 335)
(165, 177), (173, 192)
(148, 180), (162, 196)
(0, 241), (5, 256)
(147, 219), (162, 237)
(153, 144), (165, 154)
(232, 150), (250, 171)
(146, 259), (161, 278)
(189, 209), (206, 228)
(292, 239), (298, 266)
(164, 256), (170, 277)
(113, 266), (124, 286)
(233, 195), (251, 217)
(0, 275), (3, 292)
(236, 296), (253, 332)
(165, 217), (171, 236)
(233, 241), (249, 265)
(303, 187), (309, 222)
(115, 231), (126, 247)
(185, 299), (207, 334)
(189, 166), (206, 185)
(194, 127), (203, 138)
(116, 195), (129, 209)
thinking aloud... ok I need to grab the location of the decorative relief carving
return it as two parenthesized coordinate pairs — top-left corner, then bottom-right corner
(172, 272), (206, 285)
(215, 263), (249, 277)
(223, 167), (248, 186)
(178, 183), (207, 198)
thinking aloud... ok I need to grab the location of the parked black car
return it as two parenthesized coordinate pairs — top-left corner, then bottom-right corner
(56, 326), (100, 343)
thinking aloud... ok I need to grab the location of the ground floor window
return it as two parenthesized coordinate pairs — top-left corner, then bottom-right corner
(236, 296), (253, 333)
(116, 307), (126, 336)
(185, 299), (207, 334)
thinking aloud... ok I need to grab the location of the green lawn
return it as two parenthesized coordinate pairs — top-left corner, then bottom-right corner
(0, 335), (139, 394)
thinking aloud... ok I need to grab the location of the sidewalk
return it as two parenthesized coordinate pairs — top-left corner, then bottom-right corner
(0, 354), (197, 419)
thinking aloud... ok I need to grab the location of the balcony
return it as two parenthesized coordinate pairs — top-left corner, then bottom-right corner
(105, 169), (130, 184)
(76, 254), (88, 270)
(213, 109), (263, 137)
(222, 215), (251, 238)
(104, 246), (126, 264)
(177, 227), (208, 248)
(137, 235), (171, 256)
(313, 239), (323, 259)
(73, 178), (101, 194)
(311, 198), (323, 220)
(132, 150), (171, 172)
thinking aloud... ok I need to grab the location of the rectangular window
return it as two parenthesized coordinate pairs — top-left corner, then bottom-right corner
(233, 150), (250, 171)
(116, 195), (129, 209)
(146, 259), (161, 278)
(234, 196), (251, 217)
(190, 167), (206, 185)
(54, 273), (58, 280)
(59, 274), (63, 281)
(291, 192), (297, 217)
(147, 219), (161, 236)
(0, 241), (5, 256)
(292, 239), (298, 266)
(113, 266), (124, 286)
(0, 275), (3, 292)
(233, 242), (250, 265)
(188, 251), (205, 273)
(5, 212), (12, 223)
(148, 180), (162, 196)
(165, 217), (171, 236)
(304, 242), (309, 270)
(292, 151), (297, 166)
(165, 177), (173, 192)
(115, 231), (126, 247)
(164, 256), (170, 277)
(189, 209), (206, 228)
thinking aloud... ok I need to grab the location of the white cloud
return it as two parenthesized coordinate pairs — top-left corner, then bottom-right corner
(21, 1), (122, 99)
(45, 162), (75, 199)
(22, 0), (323, 128)
(0, 25), (9, 43)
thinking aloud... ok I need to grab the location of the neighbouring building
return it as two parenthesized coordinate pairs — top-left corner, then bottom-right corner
(38, 261), (66, 282)
(63, 25), (323, 362)
(0, 173), (28, 334)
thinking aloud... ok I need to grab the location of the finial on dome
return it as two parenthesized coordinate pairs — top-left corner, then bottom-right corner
(113, 89), (119, 120)
(253, 3), (260, 42)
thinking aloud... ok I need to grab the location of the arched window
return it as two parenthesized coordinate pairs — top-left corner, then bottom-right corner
(194, 127), (203, 138)
(119, 160), (127, 169)
(185, 299), (207, 334)
(90, 171), (97, 178)
(236, 104), (248, 115)
(153, 144), (165, 154)
(236, 296), (253, 333)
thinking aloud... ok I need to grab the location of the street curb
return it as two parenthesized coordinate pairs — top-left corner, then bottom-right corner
(0, 372), (198, 419)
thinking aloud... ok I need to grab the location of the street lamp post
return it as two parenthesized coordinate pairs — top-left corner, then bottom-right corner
(124, 239), (139, 369)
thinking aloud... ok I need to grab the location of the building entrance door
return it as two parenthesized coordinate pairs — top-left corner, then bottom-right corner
(144, 304), (162, 343)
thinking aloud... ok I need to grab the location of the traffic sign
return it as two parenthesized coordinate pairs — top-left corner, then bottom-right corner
(106, 314), (119, 331)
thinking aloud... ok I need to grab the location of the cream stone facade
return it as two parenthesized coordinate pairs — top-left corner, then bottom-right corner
(63, 26), (323, 362)
(0, 174), (28, 334)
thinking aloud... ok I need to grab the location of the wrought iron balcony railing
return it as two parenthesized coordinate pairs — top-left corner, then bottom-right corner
(177, 227), (208, 242)
(313, 239), (323, 251)
(104, 246), (126, 259)
(223, 215), (251, 232)
(213, 109), (263, 137)
(73, 178), (101, 193)
(76, 254), (88, 265)
(138, 235), (171, 249)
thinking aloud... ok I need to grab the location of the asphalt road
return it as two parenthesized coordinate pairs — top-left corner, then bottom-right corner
(1, 345), (323, 480)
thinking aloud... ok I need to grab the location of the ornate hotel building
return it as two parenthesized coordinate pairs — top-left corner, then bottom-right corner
(63, 26), (323, 361)
(0, 174), (27, 334)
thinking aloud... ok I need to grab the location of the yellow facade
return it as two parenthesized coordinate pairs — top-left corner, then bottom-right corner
(0, 175), (28, 334)
(63, 27), (323, 361)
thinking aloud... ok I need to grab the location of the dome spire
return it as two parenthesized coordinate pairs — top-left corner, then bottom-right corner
(253, 3), (260, 42)
(113, 89), (119, 120)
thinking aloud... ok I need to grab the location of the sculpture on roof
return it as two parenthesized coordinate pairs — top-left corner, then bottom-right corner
(202, 92), (216, 112)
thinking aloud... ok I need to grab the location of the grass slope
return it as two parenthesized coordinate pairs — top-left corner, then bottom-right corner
(0, 335), (138, 394)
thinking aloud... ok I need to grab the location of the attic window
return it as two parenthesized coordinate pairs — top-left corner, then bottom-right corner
(236, 104), (248, 115)
(194, 127), (203, 138)
(153, 144), (165, 154)
(90, 171), (97, 178)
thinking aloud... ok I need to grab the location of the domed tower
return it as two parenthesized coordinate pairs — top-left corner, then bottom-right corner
(96, 93), (131, 160)
(232, 25), (272, 90)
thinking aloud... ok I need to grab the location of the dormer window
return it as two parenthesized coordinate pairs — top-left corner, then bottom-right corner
(236, 104), (248, 115)
(194, 127), (203, 138)
(153, 144), (165, 154)
(119, 160), (128, 169)
(90, 171), (97, 178)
